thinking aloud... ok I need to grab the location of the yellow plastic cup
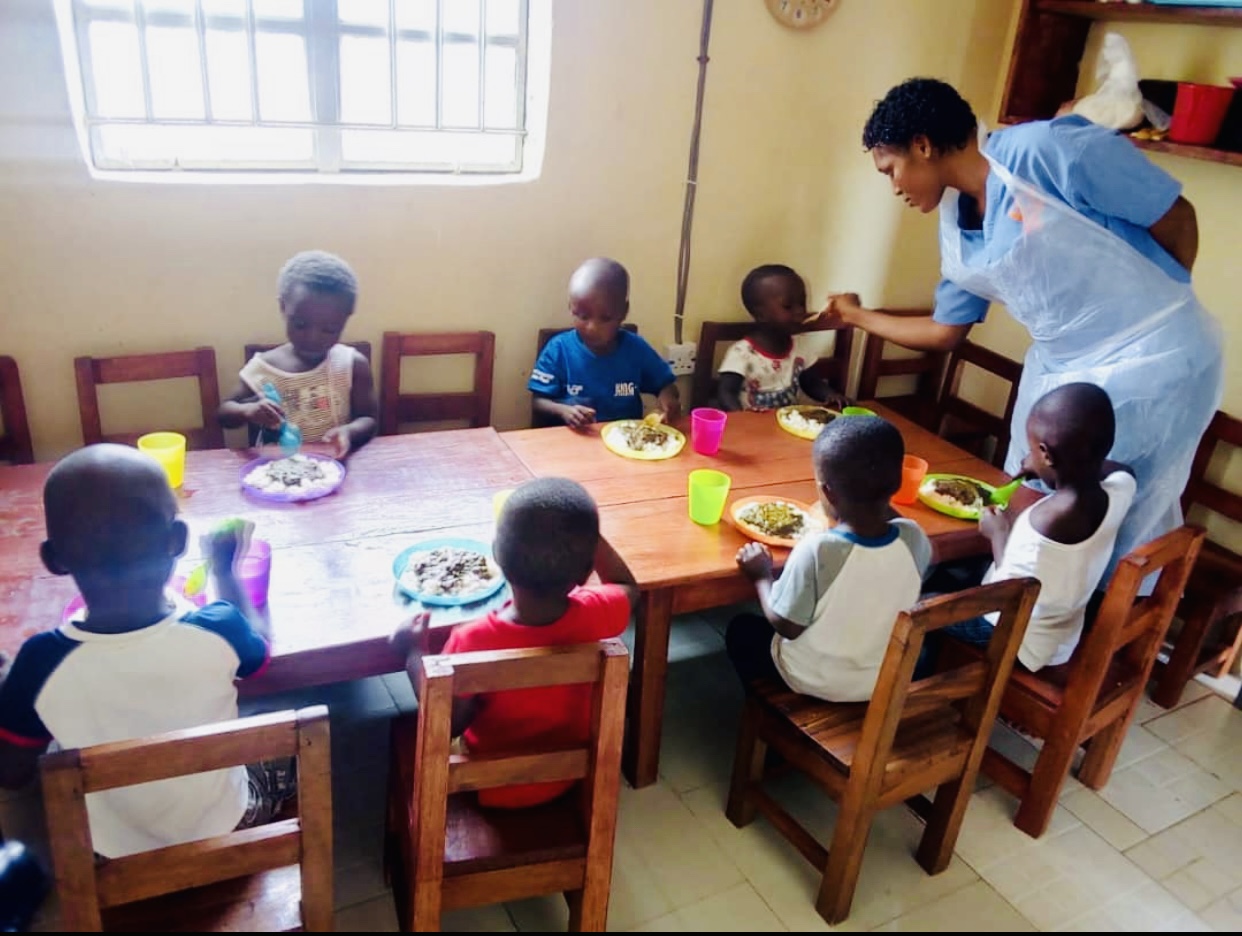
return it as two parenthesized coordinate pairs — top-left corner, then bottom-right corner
(688, 469), (731, 526)
(492, 488), (515, 521)
(137, 431), (187, 489)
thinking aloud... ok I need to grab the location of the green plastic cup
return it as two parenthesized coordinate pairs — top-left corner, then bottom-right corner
(688, 469), (731, 525)
(840, 406), (877, 417)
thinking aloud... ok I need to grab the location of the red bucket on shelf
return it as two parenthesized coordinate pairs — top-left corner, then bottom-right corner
(1167, 82), (1235, 146)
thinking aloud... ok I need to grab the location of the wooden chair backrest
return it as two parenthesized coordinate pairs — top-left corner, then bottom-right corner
(379, 331), (495, 435)
(74, 347), (225, 449)
(530, 325), (639, 428)
(935, 340), (1023, 468)
(1181, 410), (1242, 525)
(855, 309), (947, 423)
(243, 340), (373, 364)
(40, 706), (333, 932)
(690, 318), (854, 410)
(0, 356), (34, 464)
(407, 641), (628, 929)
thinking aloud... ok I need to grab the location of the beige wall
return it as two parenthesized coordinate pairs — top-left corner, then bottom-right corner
(0, 0), (1016, 459)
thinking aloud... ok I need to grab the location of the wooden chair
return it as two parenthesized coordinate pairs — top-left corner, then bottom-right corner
(725, 577), (1040, 925)
(531, 325), (638, 429)
(934, 340), (1023, 468)
(951, 525), (1205, 838)
(40, 706), (333, 932)
(1150, 411), (1242, 707)
(380, 331), (495, 435)
(384, 641), (629, 932)
(74, 347), (225, 449)
(243, 340), (373, 363)
(0, 356), (34, 464)
(854, 310), (947, 429)
(690, 318), (854, 410)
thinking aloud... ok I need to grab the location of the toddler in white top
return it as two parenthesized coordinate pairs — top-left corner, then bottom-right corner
(940, 383), (1136, 671)
(218, 250), (378, 458)
(715, 264), (847, 412)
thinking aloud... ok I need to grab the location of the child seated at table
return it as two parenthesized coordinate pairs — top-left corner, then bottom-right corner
(727, 416), (932, 701)
(529, 257), (681, 428)
(716, 264), (848, 412)
(0, 444), (288, 858)
(394, 477), (637, 807)
(219, 249), (378, 458)
(923, 383), (1136, 674)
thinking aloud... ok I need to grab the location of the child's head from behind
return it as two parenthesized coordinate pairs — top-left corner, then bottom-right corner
(740, 264), (808, 332)
(813, 416), (904, 521)
(1025, 383), (1115, 488)
(568, 258), (629, 355)
(41, 444), (188, 604)
(277, 250), (358, 367)
(494, 477), (599, 598)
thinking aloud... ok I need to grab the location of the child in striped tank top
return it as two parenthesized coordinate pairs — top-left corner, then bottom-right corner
(219, 251), (378, 458)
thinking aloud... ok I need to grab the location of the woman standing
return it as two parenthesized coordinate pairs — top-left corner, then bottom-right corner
(824, 78), (1222, 583)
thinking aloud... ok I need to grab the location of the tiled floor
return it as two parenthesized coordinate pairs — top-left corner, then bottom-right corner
(6, 609), (1241, 932)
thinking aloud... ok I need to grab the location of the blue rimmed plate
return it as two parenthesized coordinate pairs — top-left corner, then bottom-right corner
(391, 537), (506, 607)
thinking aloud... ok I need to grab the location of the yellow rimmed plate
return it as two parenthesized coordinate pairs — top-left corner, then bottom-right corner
(600, 420), (686, 461)
(776, 405), (840, 441)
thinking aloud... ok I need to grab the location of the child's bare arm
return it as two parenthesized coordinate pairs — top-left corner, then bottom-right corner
(533, 395), (596, 430)
(978, 506), (1013, 566)
(594, 537), (640, 613)
(715, 373), (745, 412)
(0, 655), (48, 789)
(205, 523), (271, 642)
(798, 365), (849, 410)
(391, 614), (480, 738)
(324, 352), (378, 457)
(656, 382), (682, 421)
(218, 378), (283, 431)
(736, 543), (808, 640)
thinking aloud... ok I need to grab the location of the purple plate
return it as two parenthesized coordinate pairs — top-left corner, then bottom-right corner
(240, 453), (347, 503)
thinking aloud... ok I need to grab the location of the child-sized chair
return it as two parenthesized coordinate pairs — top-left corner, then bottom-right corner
(854, 309), (947, 429)
(40, 706), (333, 932)
(384, 641), (629, 932)
(946, 525), (1204, 838)
(380, 331), (495, 435)
(1150, 411), (1242, 707)
(934, 341), (1023, 468)
(0, 356), (34, 464)
(725, 577), (1040, 925)
(74, 347), (225, 449)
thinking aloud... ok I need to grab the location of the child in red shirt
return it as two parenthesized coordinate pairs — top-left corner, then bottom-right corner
(395, 477), (637, 808)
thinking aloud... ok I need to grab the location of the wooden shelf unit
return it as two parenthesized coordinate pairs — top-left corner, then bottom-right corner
(1000, 0), (1242, 167)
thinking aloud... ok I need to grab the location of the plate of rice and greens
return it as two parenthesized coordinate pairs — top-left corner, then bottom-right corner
(729, 495), (823, 548)
(916, 473), (997, 521)
(775, 405), (839, 441)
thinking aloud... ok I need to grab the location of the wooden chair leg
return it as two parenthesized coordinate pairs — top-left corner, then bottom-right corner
(725, 697), (766, 829)
(565, 883), (609, 932)
(815, 800), (876, 925)
(915, 775), (973, 875)
(1012, 734), (1080, 838)
(1078, 707), (1138, 790)
(1151, 602), (1214, 709)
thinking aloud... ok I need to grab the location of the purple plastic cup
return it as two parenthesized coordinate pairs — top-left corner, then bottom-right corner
(238, 539), (272, 609)
(691, 407), (728, 456)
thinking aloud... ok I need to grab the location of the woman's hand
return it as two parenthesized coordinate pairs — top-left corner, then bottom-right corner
(821, 293), (862, 328)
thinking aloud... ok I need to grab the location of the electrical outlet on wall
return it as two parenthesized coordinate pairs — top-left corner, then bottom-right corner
(666, 342), (697, 376)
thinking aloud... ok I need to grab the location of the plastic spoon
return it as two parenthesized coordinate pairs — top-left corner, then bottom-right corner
(183, 518), (251, 598)
(989, 477), (1025, 508)
(261, 382), (302, 457)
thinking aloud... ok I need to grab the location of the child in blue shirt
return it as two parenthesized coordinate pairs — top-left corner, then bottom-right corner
(529, 258), (680, 428)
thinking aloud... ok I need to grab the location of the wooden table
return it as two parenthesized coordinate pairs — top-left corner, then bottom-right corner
(502, 403), (1011, 788)
(0, 429), (532, 695)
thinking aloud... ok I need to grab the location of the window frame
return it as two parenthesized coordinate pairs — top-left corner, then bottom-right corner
(56, 0), (535, 178)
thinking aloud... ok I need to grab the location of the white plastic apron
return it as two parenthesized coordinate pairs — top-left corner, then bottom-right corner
(938, 155), (1223, 585)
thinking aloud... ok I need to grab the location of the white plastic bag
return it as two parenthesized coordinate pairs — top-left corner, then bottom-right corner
(1072, 32), (1144, 130)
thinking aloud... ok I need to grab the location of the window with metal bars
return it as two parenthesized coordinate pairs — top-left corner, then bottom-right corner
(54, 0), (534, 175)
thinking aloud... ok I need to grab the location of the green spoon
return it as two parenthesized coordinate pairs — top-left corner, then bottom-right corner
(183, 518), (249, 597)
(989, 477), (1025, 508)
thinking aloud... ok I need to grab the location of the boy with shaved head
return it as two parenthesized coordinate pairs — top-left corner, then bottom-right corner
(529, 257), (680, 428)
(934, 383), (1137, 672)
(0, 444), (280, 857)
